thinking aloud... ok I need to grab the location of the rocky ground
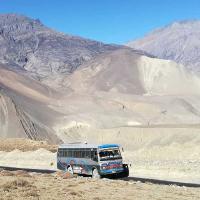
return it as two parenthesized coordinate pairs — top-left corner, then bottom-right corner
(0, 170), (199, 200)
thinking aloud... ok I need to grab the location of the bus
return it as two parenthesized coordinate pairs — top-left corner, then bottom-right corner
(57, 143), (129, 178)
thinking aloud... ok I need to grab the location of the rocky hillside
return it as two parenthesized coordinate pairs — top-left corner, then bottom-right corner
(0, 14), (120, 78)
(66, 48), (200, 96)
(1, 14), (200, 144)
(127, 20), (200, 72)
(0, 64), (62, 143)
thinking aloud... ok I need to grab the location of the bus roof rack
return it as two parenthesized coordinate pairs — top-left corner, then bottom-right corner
(58, 143), (120, 149)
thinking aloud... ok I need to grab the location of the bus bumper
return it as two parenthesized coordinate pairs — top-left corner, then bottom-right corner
(100, 164), (129, 177)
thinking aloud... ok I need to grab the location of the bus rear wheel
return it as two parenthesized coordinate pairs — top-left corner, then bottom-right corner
(92, 168), (101, 179)
(67, 166), (74, 175)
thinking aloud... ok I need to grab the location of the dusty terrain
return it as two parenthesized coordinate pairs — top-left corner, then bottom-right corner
(0, 138), (57, 152)
(2, 48), (200, 143)
(0, 138), (200, 184)
(0, 170), (199, 200)
(0, 139), (200, 199)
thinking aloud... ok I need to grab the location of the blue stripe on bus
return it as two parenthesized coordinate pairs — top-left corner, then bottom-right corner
(98, 144), (119, 149)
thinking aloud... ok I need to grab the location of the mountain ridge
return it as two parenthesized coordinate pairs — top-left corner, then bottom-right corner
(127, 20), (200, 72)
(0, 13), (122, 80)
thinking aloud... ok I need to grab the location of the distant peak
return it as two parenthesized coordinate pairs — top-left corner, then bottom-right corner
(0, 13), (30, 20)
(172, 19), (200, 24)
(166, 19), (200, 29)
(0, 13), (44, 26)
(146, 19), (200, 36)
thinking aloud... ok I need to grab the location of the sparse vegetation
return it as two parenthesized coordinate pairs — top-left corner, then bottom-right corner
(0, 170), (14, 177)
(0, 171), (199, 200)
(0, 138), (58, 152)
(1, 178), (40, 199)
(2, 179), (30, 191)
(14, 170), (32, 177)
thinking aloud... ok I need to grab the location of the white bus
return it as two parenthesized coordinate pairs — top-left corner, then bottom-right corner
(57, 143), (129, 178)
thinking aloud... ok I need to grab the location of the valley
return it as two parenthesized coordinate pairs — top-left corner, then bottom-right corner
(0, 14), (200, 199)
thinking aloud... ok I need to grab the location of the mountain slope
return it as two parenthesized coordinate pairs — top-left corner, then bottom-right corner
(2, 48), (200, 143)
(127, 20), (200, 72)
(66, 48), (200, 95)
(0, 64), (62, 143)
(0, 14), (120, 78)
(1, 15), (200, 144)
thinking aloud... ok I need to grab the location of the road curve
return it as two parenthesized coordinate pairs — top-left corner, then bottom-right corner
(0, 166), (200, 188)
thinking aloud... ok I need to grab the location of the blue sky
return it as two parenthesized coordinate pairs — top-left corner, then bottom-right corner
(0, 0), (200, 44)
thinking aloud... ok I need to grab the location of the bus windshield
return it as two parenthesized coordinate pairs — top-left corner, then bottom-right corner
(99, 148), (122, 161)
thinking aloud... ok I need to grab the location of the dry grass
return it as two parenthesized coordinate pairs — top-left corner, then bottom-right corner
(0, 170), (32, 178)
(0, 170), (14, 176)
(23, 189), (40, 198)
(0, 178), (40, 199)
(2, 179), (31, 191)
(13, 170), (32, 177)
(0, 138), (57, 152)
(0, 173), (199, 200)
(2, 181), (17, 191)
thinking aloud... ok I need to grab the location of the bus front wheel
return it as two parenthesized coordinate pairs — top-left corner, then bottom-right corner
(92, 168), (101, 179)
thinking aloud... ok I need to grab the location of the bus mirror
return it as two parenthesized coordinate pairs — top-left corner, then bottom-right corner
(122, 147), (124, 152)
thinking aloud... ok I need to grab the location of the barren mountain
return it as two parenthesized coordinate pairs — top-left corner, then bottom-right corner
(51, 49), (200, 142)
(1, 14), (200, 147)
(127, 20), (200, 72)
(2, 48), (200, 143)
(0, 64), (62, 143)
(0, 14), (120, 78)
(66, 48), (200, 96)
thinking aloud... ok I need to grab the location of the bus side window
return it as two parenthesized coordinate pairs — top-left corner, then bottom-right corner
(74, 150), (81, 158)
(74, 150), (80, 158)
(74, 151), (77, 158)
(85, 150), (90, 158)
(77, 151), (81, 158)
(70, 149), (74, 157)
(81, 151), (85, 158)
(59, 149), (63, 157)
(95, 151), (98, 160)
(92, 151), (98, 162)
